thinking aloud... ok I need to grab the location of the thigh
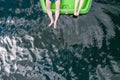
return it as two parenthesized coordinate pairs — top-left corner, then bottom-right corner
(55, 0), (60, 10)
(46, 0), (51, 8)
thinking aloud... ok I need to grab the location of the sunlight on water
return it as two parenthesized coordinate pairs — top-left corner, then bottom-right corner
(0, 0), (120, 80)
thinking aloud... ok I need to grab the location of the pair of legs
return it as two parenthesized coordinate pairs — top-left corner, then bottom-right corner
(74, 0), (84, 16)
(46, 0), (60, 29)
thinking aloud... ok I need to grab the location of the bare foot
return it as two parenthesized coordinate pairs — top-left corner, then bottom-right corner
(54, 22), (57, 29)
(74, 11), (77, 16)
(76, 12), (80, 16)
(48, 21), (54, 27)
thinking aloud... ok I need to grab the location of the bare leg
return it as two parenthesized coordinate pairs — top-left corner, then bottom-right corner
(74, 0), (79, 16)
(54, 0), (60, 29)
(77, 0), (84, 16)
(46, 0), (54, 27)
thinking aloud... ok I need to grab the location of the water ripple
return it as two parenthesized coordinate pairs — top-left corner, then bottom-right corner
(0, 0), (120, 80)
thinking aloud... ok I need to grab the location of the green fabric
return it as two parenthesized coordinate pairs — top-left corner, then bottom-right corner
(40, 0), (92, 14)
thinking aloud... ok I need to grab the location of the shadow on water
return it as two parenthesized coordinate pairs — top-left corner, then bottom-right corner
(0, 0), (120, 80)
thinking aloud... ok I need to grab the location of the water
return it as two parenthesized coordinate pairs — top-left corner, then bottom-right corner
(0, 0), (120, 80)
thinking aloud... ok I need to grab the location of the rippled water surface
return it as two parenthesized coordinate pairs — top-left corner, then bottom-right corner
(0, 0), (120, 80)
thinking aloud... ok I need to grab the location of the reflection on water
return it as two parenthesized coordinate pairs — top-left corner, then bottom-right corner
(0, 0), (120, 80)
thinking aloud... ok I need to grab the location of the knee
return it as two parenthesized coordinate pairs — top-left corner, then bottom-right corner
(55, 5), (60, 12)
(56, 8), (60, 12)
(46, 5), (50, 11)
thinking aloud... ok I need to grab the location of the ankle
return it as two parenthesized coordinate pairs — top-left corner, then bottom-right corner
(50, 20), (54, 23)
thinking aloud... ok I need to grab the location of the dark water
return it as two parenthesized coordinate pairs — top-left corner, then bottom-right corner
(0, 0), (120, 80)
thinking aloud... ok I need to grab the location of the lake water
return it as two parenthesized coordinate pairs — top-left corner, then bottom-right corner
(0, 0), (120, 80)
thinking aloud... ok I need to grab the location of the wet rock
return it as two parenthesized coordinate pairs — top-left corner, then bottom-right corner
(109, 60), (120, 74)
(97, 65), (113, 80)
